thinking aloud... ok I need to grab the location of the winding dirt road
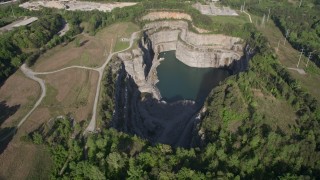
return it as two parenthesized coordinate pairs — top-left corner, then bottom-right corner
(17, 30), (139, 135)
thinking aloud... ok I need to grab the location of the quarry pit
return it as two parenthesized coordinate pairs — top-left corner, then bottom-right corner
(111, 15), (250, 147)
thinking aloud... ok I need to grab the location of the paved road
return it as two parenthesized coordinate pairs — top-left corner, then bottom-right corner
(16, 30), (140, 136)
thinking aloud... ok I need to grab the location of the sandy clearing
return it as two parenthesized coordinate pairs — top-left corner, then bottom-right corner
(20, 1), (137, 12)
(0, 70), (40, 128)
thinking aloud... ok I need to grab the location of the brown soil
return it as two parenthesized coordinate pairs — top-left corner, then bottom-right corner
(0, 70), (40, 128)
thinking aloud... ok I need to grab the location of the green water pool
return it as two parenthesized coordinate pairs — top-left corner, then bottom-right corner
(156, 51), (230, 104)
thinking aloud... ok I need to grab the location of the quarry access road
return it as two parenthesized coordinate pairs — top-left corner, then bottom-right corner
(16, 30), (139, 136)
(84, 30), (139, 133)
(19, 64), (47, 128)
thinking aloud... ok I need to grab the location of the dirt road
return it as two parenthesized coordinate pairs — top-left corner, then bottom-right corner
(15, 30), (139, 136)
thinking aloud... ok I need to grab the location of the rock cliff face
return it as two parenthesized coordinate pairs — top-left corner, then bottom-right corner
(118, 20), (249, 100)
(113, 20), (250, 148)
(146, 20), (244, 68)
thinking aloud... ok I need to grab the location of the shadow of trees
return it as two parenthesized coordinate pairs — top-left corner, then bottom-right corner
(0, 101), (20, 155)
(0, 101), (20, 126)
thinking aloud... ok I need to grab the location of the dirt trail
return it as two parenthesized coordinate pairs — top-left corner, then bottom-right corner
(13, 30), (140, 137)
(84, 31), (139, 133)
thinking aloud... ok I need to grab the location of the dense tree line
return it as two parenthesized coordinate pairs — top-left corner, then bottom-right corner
(0, 14), (64, 81)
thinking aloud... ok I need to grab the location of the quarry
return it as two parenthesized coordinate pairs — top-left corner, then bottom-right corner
(19, 0), (137, 12)
(112, 15), (250, 147)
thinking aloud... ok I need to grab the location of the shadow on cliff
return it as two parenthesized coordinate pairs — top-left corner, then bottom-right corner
(229, 44), (253, 74)
(161, 95), (184, 103)
(139, 32), (155, 78)
(195, 68), (232, 105)
(195, 48), (251, 105)
(112, 64), (201, 148)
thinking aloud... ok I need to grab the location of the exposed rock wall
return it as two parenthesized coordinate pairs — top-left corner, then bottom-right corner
(184, 31), (242, 49)
(145, 20), (244, 68)
(176, 40), (241, 67)
(118, 20), (247, 98)
(141, 11), (192, 22)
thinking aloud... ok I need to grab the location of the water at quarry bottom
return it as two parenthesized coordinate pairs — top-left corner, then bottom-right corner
(156, 51), (231, 104)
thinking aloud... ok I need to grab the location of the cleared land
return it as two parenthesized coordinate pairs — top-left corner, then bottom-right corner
(254, 16), (320, 102)
(19, 1), (137, 12)
(33, 22), (139, 71)
(0, 23), (140, 180)
(193, 2), (238, 16)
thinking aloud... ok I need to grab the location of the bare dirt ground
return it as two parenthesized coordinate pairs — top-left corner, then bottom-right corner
(0, 70), (40, 128)
(39, 68), (99, 122)
(19, 1), (137, 12)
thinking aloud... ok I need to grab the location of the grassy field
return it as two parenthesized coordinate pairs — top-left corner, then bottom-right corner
(0, 138), (51, 180)
(32, 22), (140, 72)
(0, 70), (40, 128)
(211, 13), (249, 25)
(38, 69), (98, 122)
(252, 89), (297, 133)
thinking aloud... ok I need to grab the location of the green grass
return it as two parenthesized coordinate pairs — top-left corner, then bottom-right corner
(114, 41), (129, 52)
(26, 146), (52, 180)
(211, 13), (249, 25)
(40, 83), (63, 116)
(253, 90), (297, 133)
